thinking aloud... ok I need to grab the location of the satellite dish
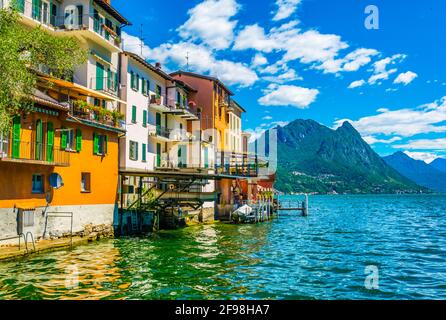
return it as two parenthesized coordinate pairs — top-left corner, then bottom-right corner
(49, 173), (64, 189)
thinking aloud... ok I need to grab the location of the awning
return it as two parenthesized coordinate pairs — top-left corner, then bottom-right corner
(40, 76), (127, 105)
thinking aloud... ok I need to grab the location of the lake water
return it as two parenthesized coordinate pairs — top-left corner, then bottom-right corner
(1, 194), (445, 300)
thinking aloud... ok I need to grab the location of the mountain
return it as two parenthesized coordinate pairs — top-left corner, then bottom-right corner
(274, 119), (425, 194)
(430, 158), (446, 174)
(383, 152), (446, 193)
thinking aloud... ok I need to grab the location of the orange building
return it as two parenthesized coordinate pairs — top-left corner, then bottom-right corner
(0, 76), (124, 242)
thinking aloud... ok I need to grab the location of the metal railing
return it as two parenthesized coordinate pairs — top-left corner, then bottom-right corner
(90, 76), (118, 95)
(148, 124), (171, 139)
(149, 95), (167, 107)
(1, 139), (70, 166)
(69, 101), (122, 128)
(215, 151), (259, 177)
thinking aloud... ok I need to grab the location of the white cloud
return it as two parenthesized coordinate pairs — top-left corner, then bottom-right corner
(263, 69), (302, 83)
(178, 0), (241, 50)
(334, 96), (446, 138)
(395, 139), (446, 151)
(363, 136), (402, 144)
(245, 121), (289, 142)
(403, 151), (439, 164)
(123, 35), (258, 87)
(272, 0), (302, 21)
(262, 115), (273, 120)
(367, 54), (406, 85)
(318, 48), (379, 74)
(394, 71), (418, 85)
(348, 80), (366, 89)
(233, 24), (278, 52)
(252, 53), (268, 67)
(368, 68), (397, 85)
(258, 85), (319, 108)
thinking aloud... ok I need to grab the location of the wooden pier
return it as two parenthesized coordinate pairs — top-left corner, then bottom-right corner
(277, 195), (309, 216)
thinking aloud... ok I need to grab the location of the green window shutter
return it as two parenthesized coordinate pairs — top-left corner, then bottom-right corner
(107, 68), (112, 91)
(16, 0), (25, 13)
(146, 80), (150, 95)
(156, 143), (161, 167)
(76, 129), (82, 152)
(142, 144), (146, 161)
(104, 135), (108, 155)
(141, 78), (145, 94)
(114, 72), (119, 92)
(204, 147), (209, 168)
(60, 127), (67, 150)
(12, 115), (21, 159)
(96, 62), (104, 90)
(143, 110), (147, 127)
(47, 122), (54, 163)
(93, 133), (99, 155)
(35, 120), (43, 160)
(177, 91), (181, 104)
(132, 106), (137, 123)
(32, 0), (41, 20)
(136, 142), (139, 161)
(130, 72), (135, 89)
(136, 75), (140, 91)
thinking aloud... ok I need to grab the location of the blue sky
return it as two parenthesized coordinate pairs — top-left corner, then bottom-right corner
(115, 0), (446, 163)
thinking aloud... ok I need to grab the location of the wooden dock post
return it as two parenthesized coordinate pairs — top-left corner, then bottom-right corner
(303, 194), (309, 216)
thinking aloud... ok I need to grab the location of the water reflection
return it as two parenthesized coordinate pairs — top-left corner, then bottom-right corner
(1, 195), (446, 300)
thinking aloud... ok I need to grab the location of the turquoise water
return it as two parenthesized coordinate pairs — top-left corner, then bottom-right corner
(0, 194), (445, 300)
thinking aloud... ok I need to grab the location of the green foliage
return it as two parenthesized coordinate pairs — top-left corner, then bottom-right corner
(0, 6), (88, 133)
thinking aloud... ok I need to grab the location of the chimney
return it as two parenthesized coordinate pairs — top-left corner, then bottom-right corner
(155, 62), (162, 69)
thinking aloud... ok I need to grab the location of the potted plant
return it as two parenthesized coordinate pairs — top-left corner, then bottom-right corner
(112, 110), (124, 127)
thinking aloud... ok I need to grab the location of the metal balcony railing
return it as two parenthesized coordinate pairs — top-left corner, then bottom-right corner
(1, 139), (70, 166)
(90, 76), (118, 95)
(148, 124), (171, 139)
(215, 152), (259, 177)
(69, 101), (123, 129)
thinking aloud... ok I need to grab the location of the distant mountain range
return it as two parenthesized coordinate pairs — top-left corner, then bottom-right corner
(430, 158), (446, 174)
(274, 119), (425, 194)
(383, 152), (446, 193)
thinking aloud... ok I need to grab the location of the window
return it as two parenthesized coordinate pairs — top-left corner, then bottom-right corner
(142, 78), (146, 94)
(156, 85), (162, 98)
(32, 174), (44, 194)
(176, 91), (181, 105)
(136, 74), (140, 91)
(146, 80), (150, 95)
(93, 133), (108, 156)
(142, 143), (147, 162)
(130, 71), (136, 90)
(131, 105), (137, 123)
(129, 141), (138, 161)
(81, 172), (91, 193)
(61, 128), (75, 151)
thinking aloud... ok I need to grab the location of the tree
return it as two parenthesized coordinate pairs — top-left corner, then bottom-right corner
(0, 5), (88, 133)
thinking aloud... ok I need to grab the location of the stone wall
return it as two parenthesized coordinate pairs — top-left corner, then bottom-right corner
(0, 204), (116, 245)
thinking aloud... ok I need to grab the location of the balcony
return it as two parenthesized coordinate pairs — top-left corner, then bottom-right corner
(148, 124), (172, 142)
(148, 95), (172, 113)
(215, 152), (259, 178)
(90, 76), (119, 96)
(0, 139), (70, 167)
(14, 1), (122, 51)
(166, 99), (200, 121)
(69, 100), (124, 129)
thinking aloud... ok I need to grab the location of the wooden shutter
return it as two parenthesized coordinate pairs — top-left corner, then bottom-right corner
(47, 122), (54, 162)
(60, 127), (67, 150)
(96, 62), (104, 90)
(12, 116), (21, 159)
(142, 144), (146, 162)
(104, 135), (108, 155)
(132, 106), (137, 123)
(143, 110), (147, 127)
(93, 133), (99, 155)
(76, 129), (82, 152)
(156, 143), (161, 167)
(35, 120), (43, 160)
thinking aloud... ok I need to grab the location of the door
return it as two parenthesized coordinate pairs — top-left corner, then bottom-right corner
(155, 113), (161, 135)
(204, 147), (209, 168)
(47, 122), (54, 162)
(96, 62), (104, 90)
(12, 116), (21, 159)
(178, 145), (187, 168)
(156, 143), (161, 167)
(35, 119), (43, 160)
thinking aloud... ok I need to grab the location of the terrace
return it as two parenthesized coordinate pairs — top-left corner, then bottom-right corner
(0, 138), (70, 167)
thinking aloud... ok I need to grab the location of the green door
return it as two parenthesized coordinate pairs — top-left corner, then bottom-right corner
(156, 143), (161, 167)
(156, 113), (161, 135)
(96, 62), (104, 90)
(12, 116), (21, 159)
(204, 147), (209, 168)
(35, 120), (43, 160)
(47, 122), (54, 162)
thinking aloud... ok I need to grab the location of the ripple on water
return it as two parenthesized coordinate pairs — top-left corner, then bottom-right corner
(1, 194), (446, 300)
